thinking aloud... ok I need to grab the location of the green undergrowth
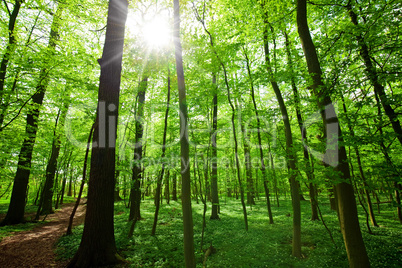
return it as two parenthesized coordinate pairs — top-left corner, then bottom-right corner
(56, 196), (402, 267)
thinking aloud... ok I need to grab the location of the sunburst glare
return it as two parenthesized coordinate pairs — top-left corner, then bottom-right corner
(126, 9), (171, 50)
(143, 17), (171, 48)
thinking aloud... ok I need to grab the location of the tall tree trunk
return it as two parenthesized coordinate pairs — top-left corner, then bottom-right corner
(1, 3), (64, 226)
(0, 0), (23, 127)
(67, 173), (73, 196)
(164, 169), (170, 204)
(66, 123), (94, 235)
(243, 48), (274, 223)
(395, 182), (402, 224)
(341, 97), (378, 227)
(239, 104), (255, 206)
(67, 1), (128, 266)
(173, 1), (196, 266)
(172, 172), (178, 201)
(373, 92), (402, 224)
(260, 5), (301, 257)
(347, 3), (402, 146)
(129, 76), (147, 222)
(0, 6), (41, 132)
(38, 101), (70, 216)
(297, 0), (370, 266)
(151, 66), (171, 236)
(226, 83), (248, 231)
(210, 75), (220, 219)
(59, 158), (69, 207)
(194, 5), (248, 231)
(283, 30), (318, 221)
(59, 173), (66, 206)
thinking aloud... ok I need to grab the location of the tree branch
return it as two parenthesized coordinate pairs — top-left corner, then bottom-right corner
(0, 93), (34, 131)
(2, 0), (11, 16)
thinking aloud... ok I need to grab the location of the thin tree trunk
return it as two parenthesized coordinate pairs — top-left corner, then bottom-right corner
(193, 159), (199, 204)
(66, 123), (94, 235)
(243, 47), (274, 223)
(151, 65), (171, 236)
(260, 5), (300, 256)
(1, 3), (64, 226)
(226, 88), (248, 231)
(341, 97), (378, 227)
(283, 30), (318, 221)
(67, 1), (128, 266)
(174, 1), (196, 266)
(347, 3), (402, 146)
(164, 169), (170, 204)
(194, 6), (248, 231)
(239, 104), (255, 206)
(373, 92), (402, 224)
(129, 76), (148, 222)
(197, 160), (208, 251)
(40, 101), (70, 215)
(172, 172), (177, 201)
(395, 182), (402, 224)
(297, 0), (370, 266)
(67, 173), (73, 197)
(210, 74), (220, 219)
(0, 0), (23, 127)
(59, 165), (68, 206)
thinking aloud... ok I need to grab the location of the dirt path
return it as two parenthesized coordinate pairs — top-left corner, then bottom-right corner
(0, 201), (86, 268)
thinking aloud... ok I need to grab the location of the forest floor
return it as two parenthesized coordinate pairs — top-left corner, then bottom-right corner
(0, 200), (86, 268)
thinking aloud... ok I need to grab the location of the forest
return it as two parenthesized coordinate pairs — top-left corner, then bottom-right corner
(0, 0), (401, 267)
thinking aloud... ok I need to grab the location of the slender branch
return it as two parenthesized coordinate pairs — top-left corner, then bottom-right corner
(0, 93), (34, 131)
(307, 0), (347, 7)
(2, 0), (11, 16)
(90, 25), (107, 32)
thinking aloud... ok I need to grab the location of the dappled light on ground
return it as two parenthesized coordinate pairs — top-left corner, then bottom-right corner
(0, 201), (86, 268)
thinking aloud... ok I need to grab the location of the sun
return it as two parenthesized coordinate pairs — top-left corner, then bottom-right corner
(126, 9), (171, 49)
(142, 17), (171, 48)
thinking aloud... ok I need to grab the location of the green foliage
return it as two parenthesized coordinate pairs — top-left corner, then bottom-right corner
(1, 0), (402, 266)
(55, 198), (402, 267)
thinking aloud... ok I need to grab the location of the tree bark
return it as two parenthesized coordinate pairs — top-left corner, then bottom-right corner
(1, 3), (64, 226)
(347, 3), (402, 146)
(373, 91), (402, 224)
(66, 123), (94, 235)
(260, 4), (301, 256)
(297, 0), (370, 266)
(67, 0), (128, 266)
(151, 66), (171, 236)
(164, 169), (170, 204)
(172, 172), (178, 201)
(341, 97), (378, 227)
(222, 70), (248, 231)
(40, 101), (69, 215)
(174, 0), (196, 266)
(0, 0), (24, 127)
(129, 76), (147, 222)
(283, 30), (318, 221)
(193, 4), (248, 231)
(243, 47), (274, 223)
(239, 104), (255, 206)
(210, 74), (220, 219)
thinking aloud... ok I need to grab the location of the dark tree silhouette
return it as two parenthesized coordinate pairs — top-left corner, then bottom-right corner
(67, 0), (128, 266)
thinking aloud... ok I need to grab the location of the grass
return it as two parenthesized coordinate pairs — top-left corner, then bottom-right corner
(56, 196), (402, 267)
